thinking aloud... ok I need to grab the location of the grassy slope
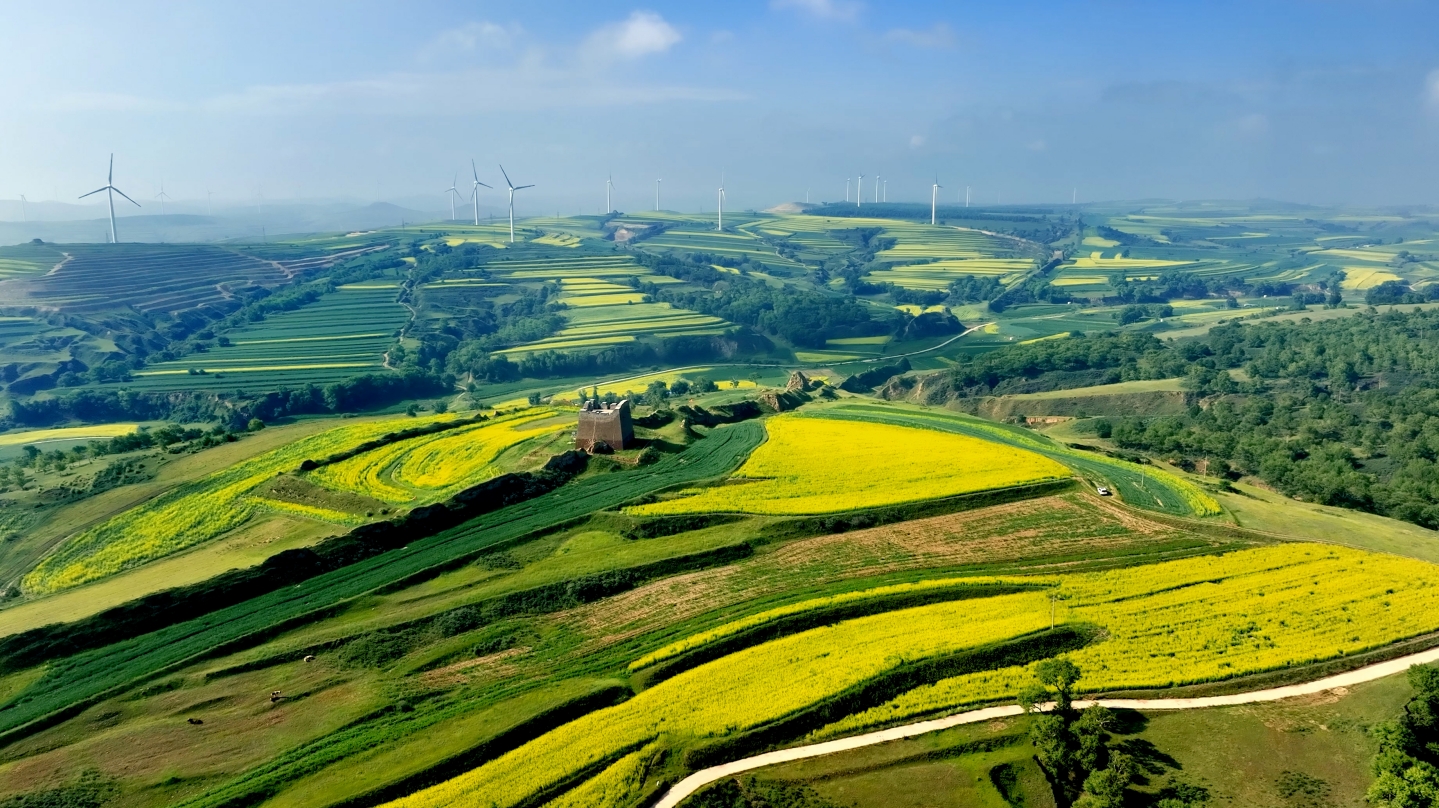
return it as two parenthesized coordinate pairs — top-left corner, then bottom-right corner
(745, 673), (1405, 808)
(0, 422), (766, 743)
(1216, 480), (1439, 563)
(0, 514), (339, 637)
(0, 417), (369, 597)
(0, 489), (1222, 808)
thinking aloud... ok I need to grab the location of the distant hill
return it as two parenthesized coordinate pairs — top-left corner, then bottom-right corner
(0, 201), (458, 246)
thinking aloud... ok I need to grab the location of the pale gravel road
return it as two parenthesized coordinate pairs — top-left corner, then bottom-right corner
(651, 645), (1439, 808)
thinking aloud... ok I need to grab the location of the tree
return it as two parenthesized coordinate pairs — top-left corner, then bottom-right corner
(1076, 753), (1136, 808)
(1037, 658), (1082, 713)
(1370, 664), (1439, 807)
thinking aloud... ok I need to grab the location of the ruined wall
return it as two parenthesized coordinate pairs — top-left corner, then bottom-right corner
(575, 399), (634, 452)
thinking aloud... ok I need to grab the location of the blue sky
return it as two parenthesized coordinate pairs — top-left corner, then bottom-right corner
(3, 0), (1438, 214)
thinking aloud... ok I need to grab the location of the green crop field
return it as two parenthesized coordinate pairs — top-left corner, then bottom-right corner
(6, 203), (1439, 808)
(111, 284), (410, 392)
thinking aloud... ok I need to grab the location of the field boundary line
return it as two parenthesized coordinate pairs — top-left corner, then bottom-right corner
(651, 645), (1439, 808)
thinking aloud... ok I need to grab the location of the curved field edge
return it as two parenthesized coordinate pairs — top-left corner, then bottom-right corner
(818, 403), (1221, 518)
(624, 414), (1071, 517)
(628, 577), (1053, 673)
(377, 542), (1439, 808)
(0, 422), (767, 745)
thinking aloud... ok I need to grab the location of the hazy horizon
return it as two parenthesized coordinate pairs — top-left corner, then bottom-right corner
(4, 0), (1439, 216)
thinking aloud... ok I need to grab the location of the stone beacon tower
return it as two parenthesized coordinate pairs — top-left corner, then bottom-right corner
(575, 399), (634, 453)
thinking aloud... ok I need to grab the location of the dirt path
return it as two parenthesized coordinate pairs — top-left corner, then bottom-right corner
(652, 645), (1439, 808)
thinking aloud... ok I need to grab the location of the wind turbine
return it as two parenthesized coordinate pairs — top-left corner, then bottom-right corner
(965, 186), (971, 208)
(931, 177), (942, 225)
(79, 154), (140, 244)
(206, 190), (213, 217)
(19, 195), (27, 223)
(716, 176), (725, 231)
(845, 178), (850, 203)
(606, 174), (614, 214)
(856, 175), (863, 208)
(498, 164), (533, 243)
(655, 178), (661, 211)
(468, 160), (491, 226)
(445, 174), (464, 221)
(874, 176), (881, 203)
(155, 182), (171, 216)
(882, 179), (887, 203)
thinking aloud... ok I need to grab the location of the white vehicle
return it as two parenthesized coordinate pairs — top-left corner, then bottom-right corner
(1096, 486), (1112, 496)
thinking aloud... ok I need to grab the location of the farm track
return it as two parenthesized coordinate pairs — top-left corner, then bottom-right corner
(653, 644), (1439, 808)
(0, 422), (766, 745)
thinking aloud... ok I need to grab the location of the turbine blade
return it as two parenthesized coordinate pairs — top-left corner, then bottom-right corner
(476, 181), (492, 189)
(112, 187), (141, 207)
(516, 184), (535, 190)
(78, 187), (108, 199)
(499, 164), (514, 189)
(471, 159), (479, 182)
(108, 153), (114, 184)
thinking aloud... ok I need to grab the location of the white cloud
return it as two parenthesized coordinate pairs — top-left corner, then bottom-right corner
(583, 11), (682, 62)
(771, 0), (862, 23)
(883, 23), (955, 50)
(432, 21), (520, 52)
(909, 134), (926, 148)
(194, 68), (742, 116)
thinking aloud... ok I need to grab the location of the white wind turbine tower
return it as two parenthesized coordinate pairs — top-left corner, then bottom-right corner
(874, 176), (881, 203)
(498, 164), (533, 243)
(79, 154), (140, 244)
(845, 178), (850, 202)
(931, 177), (942, 225)
(155, 182), (171, 216)
(445, 174), (464, 222)
(965, 186), (971, 207)
(856, 175), (863, 208)
(468, 160), (492, 226)
(206, 190), (213, 217)
(606, 174), (614, 214)
(19, 195), (27, 223)
(655, 179), (661, 211)
(716, 176), (726, 231)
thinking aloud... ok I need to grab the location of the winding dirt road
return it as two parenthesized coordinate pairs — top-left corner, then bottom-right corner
(652, 645), (1439, 808)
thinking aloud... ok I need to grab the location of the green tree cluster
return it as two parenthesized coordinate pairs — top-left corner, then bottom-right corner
(1369, 664), (1439, 807)
(1020, 660), (1134, 808)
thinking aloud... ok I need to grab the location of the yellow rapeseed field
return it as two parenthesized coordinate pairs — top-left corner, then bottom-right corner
(22, 415), (457, 594)
(379, 593), (1051, 808)
(307, 409), (567, 503)
(386, 543), (1439, 808)
(625, 414), (1070, 516)
(821, 543), (1439, 736)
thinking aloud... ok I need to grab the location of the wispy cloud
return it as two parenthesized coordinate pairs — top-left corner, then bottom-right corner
(49, 12), (727, 116)
(427, 21), (521, 55)
(882, 23), (955, 50)
(771, 0), (862, 23)
(582, 11), (682, 63)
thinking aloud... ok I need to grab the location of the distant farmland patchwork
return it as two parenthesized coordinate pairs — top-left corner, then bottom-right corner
(466, 254), (732, 355)
(0, 244), (360, 314)
(124, 284), (410, 392)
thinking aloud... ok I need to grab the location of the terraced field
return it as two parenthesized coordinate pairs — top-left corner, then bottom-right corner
(817, 403), (1221, 517)
(461, 253), (731, 356)
(308, 408), (569, 504)
(385, 542), (1439, 808)
(20, 413), (459, 595)
(0, 241), (65, 278)
(627, 414), (1069, 516)
(0, 244), (362, 315)
(119, 284), (409, 392)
